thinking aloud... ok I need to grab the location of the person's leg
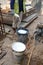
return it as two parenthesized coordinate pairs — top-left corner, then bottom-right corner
(16, 0), (24, 28)
(17, 11), (23, 28)
(12, 16), (17, 32)
(19, 11), (23, 22)
(12, 13), (23, 29)
(18, 0), (24, 12)
(10, 0), (15, 10)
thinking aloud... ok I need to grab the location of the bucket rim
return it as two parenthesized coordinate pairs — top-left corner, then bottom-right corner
(12, 42), (26, 53)
(16, 27), (29, 35)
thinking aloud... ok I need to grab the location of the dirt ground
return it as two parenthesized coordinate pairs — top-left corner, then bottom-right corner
(0, 15), (43, 65)
(27, 15), (43, 65)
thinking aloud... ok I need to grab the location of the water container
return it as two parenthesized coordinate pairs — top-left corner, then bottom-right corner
(12, 42), (26, 63)
(16, 27), (29, 44)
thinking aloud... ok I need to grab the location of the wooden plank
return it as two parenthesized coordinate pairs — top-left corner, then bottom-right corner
(27, 46), (35, 65)
(19, 13), (38, 28)
(23, 13), (37, 22)
(22, 8), (36, 20)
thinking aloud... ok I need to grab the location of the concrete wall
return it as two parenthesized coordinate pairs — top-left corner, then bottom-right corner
(31, 0), (41, 12)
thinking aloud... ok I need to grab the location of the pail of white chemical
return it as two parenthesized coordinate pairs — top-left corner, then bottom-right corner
(16, 28), (29, 44)
(12, 42), (26, 63)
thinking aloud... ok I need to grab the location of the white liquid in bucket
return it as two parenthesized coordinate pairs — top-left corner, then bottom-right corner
(18, 29), (27, 34)
(12, 42), (26, 52)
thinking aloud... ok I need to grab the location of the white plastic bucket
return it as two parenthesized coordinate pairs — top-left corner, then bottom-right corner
(12, 42), (26, 63)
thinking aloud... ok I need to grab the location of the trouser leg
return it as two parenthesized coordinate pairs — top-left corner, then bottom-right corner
(12, 12), (23, 29)
(17, 11), (23, 28)
(12, 15), (17, 29)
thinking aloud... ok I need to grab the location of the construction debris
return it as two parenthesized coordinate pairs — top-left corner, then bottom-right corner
(0, 49), (7, 59)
